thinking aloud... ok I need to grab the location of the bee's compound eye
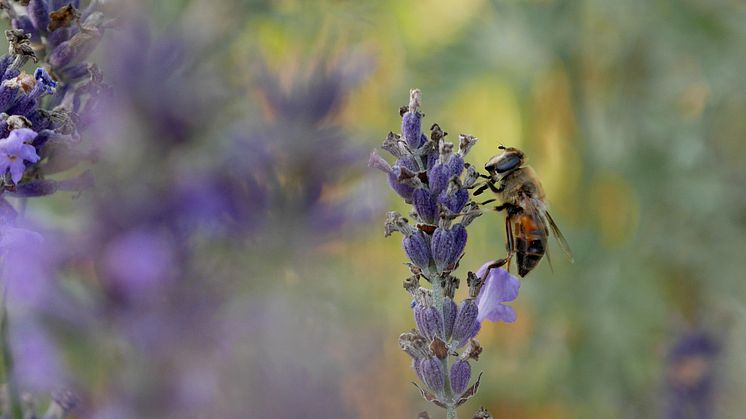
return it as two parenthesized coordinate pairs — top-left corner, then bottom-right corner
(494, 153), (522, 173)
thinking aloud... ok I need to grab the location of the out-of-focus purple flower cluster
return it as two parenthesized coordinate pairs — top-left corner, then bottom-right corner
(36, 15), (375, 416)
(370, 90), (519, 417)
(664, 331), (720, 419)
(0, 2), (115, 417)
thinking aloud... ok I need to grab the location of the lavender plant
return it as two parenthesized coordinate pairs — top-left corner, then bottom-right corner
(370, 90), (521, 418)
(0, 2), (112, 417)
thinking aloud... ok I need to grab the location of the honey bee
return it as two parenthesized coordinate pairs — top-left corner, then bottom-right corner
(474, 146), (573, 277)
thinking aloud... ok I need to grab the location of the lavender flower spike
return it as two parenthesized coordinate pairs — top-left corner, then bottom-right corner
(373, 90), (497, 417)
(475, 262), (521, 323)
(0, 128), (39, 183)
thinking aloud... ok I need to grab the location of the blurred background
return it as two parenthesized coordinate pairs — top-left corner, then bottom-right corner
(4, 0), (746, 418)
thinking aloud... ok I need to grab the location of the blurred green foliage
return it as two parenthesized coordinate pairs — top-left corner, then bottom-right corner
(224, 0), (746, 417)
(232, 0), (746, 416)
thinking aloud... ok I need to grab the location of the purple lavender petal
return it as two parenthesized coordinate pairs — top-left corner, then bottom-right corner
(478, 303), (517, 323)
(475, 262), (521, 323)
(476, 262), (521, 303)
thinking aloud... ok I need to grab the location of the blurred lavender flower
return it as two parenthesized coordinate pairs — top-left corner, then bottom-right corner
(663, 331), (720, 419)
(373, 90), (510, 418)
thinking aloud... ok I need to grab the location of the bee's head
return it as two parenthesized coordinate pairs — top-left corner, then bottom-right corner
(484, 146), (525, 176)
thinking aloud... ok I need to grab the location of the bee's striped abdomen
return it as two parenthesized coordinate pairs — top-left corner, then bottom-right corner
(515, 215), (546, 277)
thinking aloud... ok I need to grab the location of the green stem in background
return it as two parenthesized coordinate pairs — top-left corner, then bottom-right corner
(429, 274), (457, 419)
(0, 284), (22, 419)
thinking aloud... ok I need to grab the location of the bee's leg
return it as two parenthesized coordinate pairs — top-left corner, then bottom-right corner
(479, 258), (509, 282)
(472, 182), (490, 196)
(477, 198), (496, 206)
(504, 214), (515, 273)
(481, 215), (516, 281)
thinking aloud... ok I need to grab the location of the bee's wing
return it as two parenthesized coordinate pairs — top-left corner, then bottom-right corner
(542, 209), (574, 263)
(543, 237), (554, 272)
(520, 196), (554, 273)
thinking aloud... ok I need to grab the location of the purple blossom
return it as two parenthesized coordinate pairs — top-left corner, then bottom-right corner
(475, 262), (521, 323)
(0, 128), (39, 183)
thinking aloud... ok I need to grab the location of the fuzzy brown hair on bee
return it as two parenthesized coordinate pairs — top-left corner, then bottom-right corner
(473, 145), (573, 278)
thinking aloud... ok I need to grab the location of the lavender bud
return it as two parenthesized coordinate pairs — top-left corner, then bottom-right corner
(420, 357), (444, 394)
(428, 163), (449, 196)
(452, 299), (479, 345)
(49, 40), (74, 68)
(12, 17), (38, 42)
(402, 111), (424, 149)
(439, 180), (469, 214)
(403, 231), (431, 270)
(447, 154), (464, 177)
(431, 225), (466, 272)
(450, 359), (472, 395)
(27, 0), (50, 33)
(431, 227), (454, 272)
(0, 56), (13, 80)
(412, 188), (437, 224)
(415, 305), (444, 341)
(449, 223), (467, 265)
(0, 83), (20, 113)
(47, 27), (71, 50)
(389, 170), (414, 200)
(443, 297), (457, 341)
(9, 179), (57, 197)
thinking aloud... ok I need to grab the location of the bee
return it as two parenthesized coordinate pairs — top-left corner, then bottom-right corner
(474, 146), (573, 277)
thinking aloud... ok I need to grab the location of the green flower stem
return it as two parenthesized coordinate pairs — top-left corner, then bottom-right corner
(429, 274), (457, 419)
